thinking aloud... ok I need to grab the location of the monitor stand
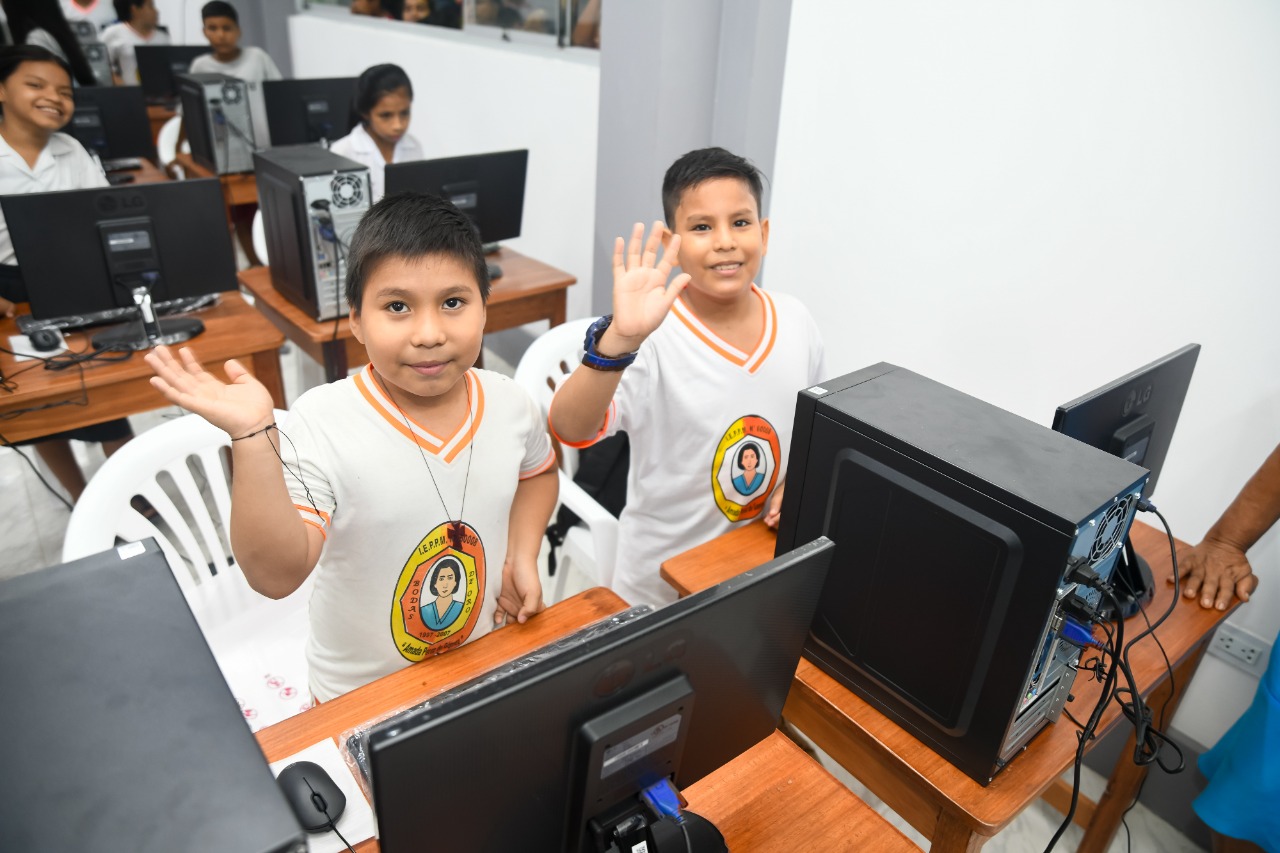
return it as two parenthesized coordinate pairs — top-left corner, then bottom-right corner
(1102, 536), (1155, 620)
(92, 281), (204, 351)
(593, 802), (726, 853)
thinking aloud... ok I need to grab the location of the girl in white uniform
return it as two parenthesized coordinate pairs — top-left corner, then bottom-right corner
(2, 0), (99, 85)
(329, 63), (423, 203)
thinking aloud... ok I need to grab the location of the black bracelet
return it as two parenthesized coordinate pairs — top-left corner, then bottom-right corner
(231, 423), (277, 442)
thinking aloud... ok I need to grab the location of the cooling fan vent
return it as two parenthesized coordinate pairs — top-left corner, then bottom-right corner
(1089, 497), (1132, 563)
(220, 82), (243, 105)
(331, 174), (364, 208)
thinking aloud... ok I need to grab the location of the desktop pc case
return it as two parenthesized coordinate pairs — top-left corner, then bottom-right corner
(775, 363), (1149, 785)
(176, 72), (255, 174)
(254, 146), (371, 321)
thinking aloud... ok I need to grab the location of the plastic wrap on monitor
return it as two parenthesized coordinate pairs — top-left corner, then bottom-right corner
(339, 605), (652, 797)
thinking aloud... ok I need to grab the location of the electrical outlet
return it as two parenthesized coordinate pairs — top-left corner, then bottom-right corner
(1208, 622), (1272, 674)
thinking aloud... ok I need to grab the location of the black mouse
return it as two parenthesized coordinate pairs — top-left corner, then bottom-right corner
(29, 329), (62, 352)
(276, 760), (347, 833)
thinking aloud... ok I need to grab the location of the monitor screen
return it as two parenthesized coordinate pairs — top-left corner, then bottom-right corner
(384, 149), (528, 244)
(134, 45), (208, 102)
(263, 77), (358, 146)
(363, 537), (834, 853)
(1052, 344), (1200, 500)
(68, 85), (158, 162)
(0, 179), (237, 320)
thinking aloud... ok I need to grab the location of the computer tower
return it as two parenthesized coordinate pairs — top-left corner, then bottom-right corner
(775, 363), (1149, 785)
(254, 146), (371, 321)
(176, 72), (255, 174)
(82, 41), (115, 87)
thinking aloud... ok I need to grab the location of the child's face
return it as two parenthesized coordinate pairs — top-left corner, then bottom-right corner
(132, 0), (158, 28)
(670, 177), (769, 308)
(202, 16), (240, 59)
(349, 254), (486, 410)
(0, 61), (74, 136)
(364, 87), (412, 149)
(402, 0), (431, 22)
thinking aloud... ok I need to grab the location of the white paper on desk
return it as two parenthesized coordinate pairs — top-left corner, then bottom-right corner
(269, 739), (377, 853)
(7, 333), (67, 359)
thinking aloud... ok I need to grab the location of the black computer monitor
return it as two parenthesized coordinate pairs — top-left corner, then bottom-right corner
(385, 149), (527, 262)
(0, 179), (238, 349)
(135, 44), (207, 103)
(263, 77), (358, 146)
(361, 538), (834, 853)
(1052, 343), (1201, 612)
(68, 85), (159, 164)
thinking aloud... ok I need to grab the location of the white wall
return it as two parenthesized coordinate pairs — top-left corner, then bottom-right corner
(288, 10), (600, 322)
(770, 1), (1280, 748)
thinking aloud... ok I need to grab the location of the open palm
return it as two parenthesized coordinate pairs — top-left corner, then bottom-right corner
(145, 345), (275, 438)
(609, 221), (691, 345)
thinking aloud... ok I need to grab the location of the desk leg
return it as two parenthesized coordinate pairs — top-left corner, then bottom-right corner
(550, 293), (566, 327)
(1076, 643), (1208, 853)
(931, 811), (988, 853)
(252, 348), (286, 409)
(322, 340), (348, 384)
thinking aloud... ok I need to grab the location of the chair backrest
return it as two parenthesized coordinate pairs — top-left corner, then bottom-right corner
(513, 317), (594, 475)
(156, 115), (189, 176)
(251, 208), (269, 265)
(62, 410), (290, 626)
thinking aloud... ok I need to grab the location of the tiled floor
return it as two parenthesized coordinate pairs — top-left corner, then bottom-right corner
(1, 346), (1204, 852)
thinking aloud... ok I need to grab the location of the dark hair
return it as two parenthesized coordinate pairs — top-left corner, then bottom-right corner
(0, 44), (73, 84)
(428, 557), (462, 596)
(113, 0), (145, 22)
(661, 147), (766, 226)
(736, 441), (763, 470)
(352, 63), (413, 128)
(200, 0), (237, 23)
(0, 0), (97, 85)
(345, 192), (490, 313)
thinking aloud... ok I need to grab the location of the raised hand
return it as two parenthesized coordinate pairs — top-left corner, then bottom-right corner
(603, 221), (690, 352)
(145, 345), (275, 439)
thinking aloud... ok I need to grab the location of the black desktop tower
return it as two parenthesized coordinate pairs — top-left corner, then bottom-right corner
(177, 72), (255, 174)
(254, 146), (371, 321)
(776, 363), (1149, 785)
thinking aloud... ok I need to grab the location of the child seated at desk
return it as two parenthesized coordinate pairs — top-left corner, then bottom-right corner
(189, 0), (280, 148)
(145, 192), (558, 702)
(3, 0), (100, 86)
(100, 0), (169, 86)
(0, 45), (133, 500)
(330, 63), (423, 203)
(549, 147), (827, 609)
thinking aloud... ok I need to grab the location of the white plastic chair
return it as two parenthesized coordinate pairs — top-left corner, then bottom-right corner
(62, 412), (313, 731)
(251, 208), (269, 266)
(514, 318), (620, 602)
(156, 115), (190, 179)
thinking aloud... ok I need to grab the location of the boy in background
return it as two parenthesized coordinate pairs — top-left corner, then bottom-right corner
(146, 193), (558, 702)
(550, 147), (826, 608)
(189, 0), (279, 147)
(100, 0), (168, 85)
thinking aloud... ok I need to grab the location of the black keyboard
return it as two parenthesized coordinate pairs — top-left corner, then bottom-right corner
(102, 157), (145, 172)
(16, 293), (221, 335)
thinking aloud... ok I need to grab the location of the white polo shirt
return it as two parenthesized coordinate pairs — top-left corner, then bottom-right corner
(190, 47), (283, 148)
(100, 22), (170, 85)
(0, 130), (108, 266)
(329, 123), (424, 203)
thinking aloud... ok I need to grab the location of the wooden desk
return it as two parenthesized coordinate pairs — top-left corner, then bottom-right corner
(661, 522), (1233, 853)
(238, 249), (576, 382)
(0, 293), (284, 443)
(117, 158), (170, 186)
(255, 587), (916, 852)
(173, 152), (259, 207)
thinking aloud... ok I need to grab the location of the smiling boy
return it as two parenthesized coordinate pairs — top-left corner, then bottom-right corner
(146, 192), (558, 702)
(550, 147), (827, 608)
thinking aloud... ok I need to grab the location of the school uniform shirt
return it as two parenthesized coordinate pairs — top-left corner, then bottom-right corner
(59, 0), (116, 31)
(24, 27), (70, 63)
(328, 123), (424, 203)
(190, 46), (282, 148)
(100, 22), (170, 84)
(554, 286), (827, 609)
(0, 130), (108, 266)
(281, 366), (556, 702)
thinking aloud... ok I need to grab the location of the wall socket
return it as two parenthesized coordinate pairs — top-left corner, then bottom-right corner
(1208, 622), (1272, 675)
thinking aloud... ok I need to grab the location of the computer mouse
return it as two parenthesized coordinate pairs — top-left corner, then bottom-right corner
(29, 329), (63, 352)
(276, 760), (347, 833)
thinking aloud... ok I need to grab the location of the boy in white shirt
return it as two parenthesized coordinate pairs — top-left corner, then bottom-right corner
(100, 0), (168, 85)
(189, 0), (280, 147)
(145, 192), (558, 702)
(550, 147), (826, 608)
(329, 63), (424, 203)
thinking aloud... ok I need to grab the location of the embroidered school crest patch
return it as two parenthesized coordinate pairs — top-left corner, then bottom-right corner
(390, 521), (485, 662)
(711, 415), (780, 522)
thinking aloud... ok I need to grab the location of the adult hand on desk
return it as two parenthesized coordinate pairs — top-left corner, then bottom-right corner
(1177, 537), (1258, 611)
(145, 345), (276, 439)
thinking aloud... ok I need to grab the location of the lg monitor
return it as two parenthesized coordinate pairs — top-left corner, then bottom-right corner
(0, 179), (238, 349)
(775, 363), (1148, 785)
(68, 85), (159, 166)
(1052, 343), (1201, 614)
(361, 537), (834, 852)
(135, 44), (208, 103)
(263, 77), (359, 146)
(384, 149), (528, 277)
